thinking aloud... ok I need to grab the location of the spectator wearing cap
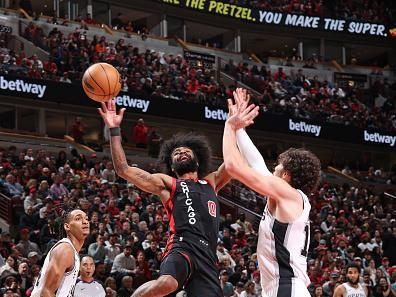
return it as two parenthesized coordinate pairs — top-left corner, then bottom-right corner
(0, 275), (21, 296)
(220, 269), (234, 297)
(358, 233), (377, 253)
(354, 257), (363, 272)
(27, 251), (40, 266)
(110, 245), (136, 284)
(15, 228), (41, 258)
(23, 187), (43, 212)
(322, 271), (339, 297)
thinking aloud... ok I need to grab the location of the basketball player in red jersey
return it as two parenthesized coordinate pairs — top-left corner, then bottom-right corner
(223, 89), (321, 297)
(98, 99), (232, 297)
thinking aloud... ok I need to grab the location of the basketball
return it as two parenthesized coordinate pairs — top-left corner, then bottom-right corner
(82, 63), (121, 102)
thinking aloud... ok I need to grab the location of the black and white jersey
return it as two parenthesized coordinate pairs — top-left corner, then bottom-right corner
(342, 282), (366, 297)
(31, 238), (80, 297)
(257, 190), (311, 297)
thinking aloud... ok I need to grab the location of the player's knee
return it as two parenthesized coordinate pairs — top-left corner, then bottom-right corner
(155, 275), (179, 294)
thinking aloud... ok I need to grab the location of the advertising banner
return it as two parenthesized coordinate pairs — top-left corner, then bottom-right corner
(159, 0), (392, 38)
(0, 75), (394, 149)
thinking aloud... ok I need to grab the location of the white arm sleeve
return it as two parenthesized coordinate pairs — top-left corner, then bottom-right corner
(236, 129), (272, 176)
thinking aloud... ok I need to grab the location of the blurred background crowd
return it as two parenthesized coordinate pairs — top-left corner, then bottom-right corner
(0, 144), (394, 297)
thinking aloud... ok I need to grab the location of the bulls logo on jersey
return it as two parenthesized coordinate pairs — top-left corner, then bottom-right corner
(207, 201), (216, 217)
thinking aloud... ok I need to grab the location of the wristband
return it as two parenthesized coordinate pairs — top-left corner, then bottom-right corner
(109, 127), (121, 136)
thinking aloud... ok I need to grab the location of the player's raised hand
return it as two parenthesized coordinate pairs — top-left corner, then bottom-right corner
(233, 88), (251, 112)
(226, 97), (259, 130)
(97, 99), (126, 128)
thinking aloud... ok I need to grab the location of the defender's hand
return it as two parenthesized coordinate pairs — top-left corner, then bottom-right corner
(226, 99), (259, 130)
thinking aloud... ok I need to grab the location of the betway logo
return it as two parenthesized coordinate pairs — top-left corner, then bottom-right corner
(115, 95), (150, 112)
(364, 130), (395, 147)
(289, 119), (321, 136)
(0, 76), (46, 98)
(204, 106), (228, 121)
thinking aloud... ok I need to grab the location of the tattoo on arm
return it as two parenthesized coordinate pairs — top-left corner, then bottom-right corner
(110, 136), (128, 173)
(135, 172), (153, 182)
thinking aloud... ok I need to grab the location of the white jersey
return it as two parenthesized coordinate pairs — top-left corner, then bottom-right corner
(31, 238), (80, 297)
(342, 282), (367, 297)
(257, 190), (311, 297)
(73, 279), (106, 297)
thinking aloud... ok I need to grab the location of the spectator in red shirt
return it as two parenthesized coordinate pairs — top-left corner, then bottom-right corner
(107, 199), (120, 218)
(71, 117), (86, 144)
(132, 118), (148, 148)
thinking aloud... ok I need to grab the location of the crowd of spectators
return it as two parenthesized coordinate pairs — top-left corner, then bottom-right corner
(341, 165), (396, 185)
(0, 143), (394, 297)
(1, 22), (394, 134)
(0, 22), (230, 106)
(227, 0), (396, 24)
(224, 62), (396, 132)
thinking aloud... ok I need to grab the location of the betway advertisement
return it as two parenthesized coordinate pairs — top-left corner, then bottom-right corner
(0, 74), (394, 149)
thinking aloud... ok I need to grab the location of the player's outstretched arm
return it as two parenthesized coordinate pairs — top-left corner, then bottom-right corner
(206, 162), (232, 194)
(98, 99), (172, 202)
(223, 100), (296, 201)
(230, 88), (272, 176)
(40, 244), (74, 297)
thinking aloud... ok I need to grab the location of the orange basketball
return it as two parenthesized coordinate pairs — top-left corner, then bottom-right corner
(82, 63), (121, 102)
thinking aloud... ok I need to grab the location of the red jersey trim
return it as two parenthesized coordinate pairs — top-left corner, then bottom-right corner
(163, 178), (177, 257)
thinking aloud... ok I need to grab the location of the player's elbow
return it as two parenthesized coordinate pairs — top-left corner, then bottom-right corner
(224, 160), (238, 176)
(114, 165), (128, 178)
